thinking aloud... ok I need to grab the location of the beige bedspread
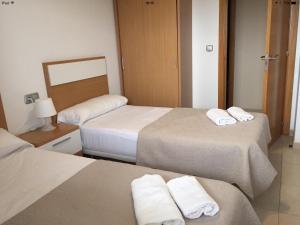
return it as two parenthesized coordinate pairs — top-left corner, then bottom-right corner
(3, 158), (261, 225)
(137, 108), (277, 198)
(0, 148), (94, 224)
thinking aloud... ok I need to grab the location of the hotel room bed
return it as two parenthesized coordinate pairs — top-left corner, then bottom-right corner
(81, 105), (171, 162)
(0, 146), (261, 225)
(42, 57), (276, 198)
(79, 104), (276, 198)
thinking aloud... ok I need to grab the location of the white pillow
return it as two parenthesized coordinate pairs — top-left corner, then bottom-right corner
(57, 95), (128, 126)
(0, 129), (33, 159)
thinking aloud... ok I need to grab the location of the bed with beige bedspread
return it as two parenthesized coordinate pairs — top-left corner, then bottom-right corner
(0, 147), (261, 225)
(137, 108), (277, 198)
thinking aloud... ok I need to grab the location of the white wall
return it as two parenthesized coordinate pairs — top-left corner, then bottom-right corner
(0, 0), (121, 134)
(192, 0), (219, 109)
(291, 3), (300, 132)
(233, 0), (266, 110)
(292, 3), (300, 143)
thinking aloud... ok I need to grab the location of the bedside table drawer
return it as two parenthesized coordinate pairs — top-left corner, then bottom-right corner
(40, 130), (82, 155)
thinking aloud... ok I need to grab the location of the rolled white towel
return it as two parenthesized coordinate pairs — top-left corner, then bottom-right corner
(131, 174), (185, 225)
(227, 107), (254, 122)
(206, 108), (237, 126)
(167, 176), (219, 219)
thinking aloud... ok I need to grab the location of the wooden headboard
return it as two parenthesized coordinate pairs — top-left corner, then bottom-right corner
(0, 95), (8, 129)
(43, 56), (109, 113)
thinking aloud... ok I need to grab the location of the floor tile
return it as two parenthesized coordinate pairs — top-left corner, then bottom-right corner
(252, 146), (282, 216)
(252, 178), (280, 211)
(280, 184), (300, 217)
(255, 208), (278, 225)
(269, 136), (291, 153)
(281, 164), (300, 187)
(252, 136), (300, 225)
(282, 149), (300, 166)
(279, 213), (300, 225)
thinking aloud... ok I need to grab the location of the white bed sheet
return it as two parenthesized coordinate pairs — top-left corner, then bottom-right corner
(81, 105), (172, 161)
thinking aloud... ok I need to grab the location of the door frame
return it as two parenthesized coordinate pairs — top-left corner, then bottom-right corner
(283, 0), (299, 135)
(218, 0), (228, 109)
(218, 0), (298, 135)
(226, 0), (236, 108)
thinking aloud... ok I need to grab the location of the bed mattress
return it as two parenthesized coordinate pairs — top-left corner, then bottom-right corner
(81, 105), (171, 161)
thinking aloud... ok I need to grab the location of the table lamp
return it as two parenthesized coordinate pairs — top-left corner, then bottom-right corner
(34, 98), (57, 131)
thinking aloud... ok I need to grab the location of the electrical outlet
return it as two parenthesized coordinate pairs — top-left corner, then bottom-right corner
(206, 45), (214, 52)
(24, 92), (39, 104)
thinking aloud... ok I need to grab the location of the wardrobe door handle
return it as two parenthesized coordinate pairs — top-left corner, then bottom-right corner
(121, 57), (125, 71)
(145, 1), (154, 5)
(52, 137), (71, 147)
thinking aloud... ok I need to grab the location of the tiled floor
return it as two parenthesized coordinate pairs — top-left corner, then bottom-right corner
(252, 136), (300, 225)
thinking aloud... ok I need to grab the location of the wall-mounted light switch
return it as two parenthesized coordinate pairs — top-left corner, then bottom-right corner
(206, 45), (214, 52)
(24, 92), (39, 104)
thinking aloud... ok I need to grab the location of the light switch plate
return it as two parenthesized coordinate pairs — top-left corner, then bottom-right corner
(24, 92), (39, 104)
(206, 45), (214, 52)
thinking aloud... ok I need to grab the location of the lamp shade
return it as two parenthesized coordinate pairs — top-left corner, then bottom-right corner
(34, 98), (57, 118)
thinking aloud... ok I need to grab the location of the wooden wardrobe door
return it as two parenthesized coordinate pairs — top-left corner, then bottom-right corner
(116, 0), (180, 107)
(116, 0), (146, 105)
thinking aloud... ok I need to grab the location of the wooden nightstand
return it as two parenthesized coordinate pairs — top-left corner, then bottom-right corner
(19, 123), (82, 155)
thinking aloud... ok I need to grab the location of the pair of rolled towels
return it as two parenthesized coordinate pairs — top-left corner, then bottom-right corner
(131, 175), (219, 225)
(207, 106), (254, 126)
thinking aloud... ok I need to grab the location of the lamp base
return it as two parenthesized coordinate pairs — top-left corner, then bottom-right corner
(40, 124), (56, 132)
(40, 117), (56, 132)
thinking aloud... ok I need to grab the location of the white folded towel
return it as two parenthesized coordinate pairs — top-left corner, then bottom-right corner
(206, 108), (237, 126)
(167, 176), (219, 219)
(227, 107), (254, 122)
(131, 174), (185, 225)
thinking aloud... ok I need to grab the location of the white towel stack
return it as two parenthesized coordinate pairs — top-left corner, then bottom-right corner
(131, 175), (220, 224)
(167, 176), (219, 219)
(206, 108), (237, 126)
(227, 107), (254, 122)
(131, 174), (185, 225)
